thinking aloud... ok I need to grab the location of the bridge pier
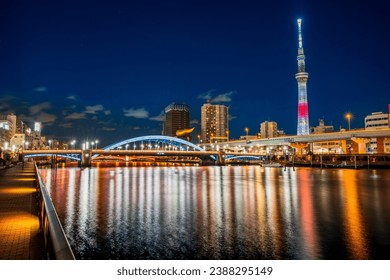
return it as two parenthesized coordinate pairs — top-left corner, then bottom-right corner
(81, 150), (92, 167)
(216, 150), (225, 165)
(290, 142), (308, 156)
(351, 138), (370, 154)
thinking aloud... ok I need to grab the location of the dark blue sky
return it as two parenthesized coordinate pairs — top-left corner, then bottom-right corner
(1, 0), (389, 146)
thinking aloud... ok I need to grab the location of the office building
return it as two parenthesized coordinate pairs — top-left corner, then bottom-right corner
(163, 103), (191, 138)
(365, 112), (389, 130)
(365, 111), (390, 153)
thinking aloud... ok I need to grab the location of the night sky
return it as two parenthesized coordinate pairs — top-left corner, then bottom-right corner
(1, 0), (389, 146)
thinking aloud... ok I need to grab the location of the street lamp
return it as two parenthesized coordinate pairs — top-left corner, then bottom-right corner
(95, 140), (99, 149)
(226, 130), (229, 141)
(245, 127), (249, 141)
(48, 140), (52, 149)
(345, 113), (352, 131)
(70, 140), (76, 149)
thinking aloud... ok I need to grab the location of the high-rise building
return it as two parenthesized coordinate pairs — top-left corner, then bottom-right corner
(7, 114), (17, 137)
(260, 121), (278, 138)
(201, 102), (229, 143)
(163, 103), (190, 138)
(0, 119), (11, 150)
(295, 18), (310, 135)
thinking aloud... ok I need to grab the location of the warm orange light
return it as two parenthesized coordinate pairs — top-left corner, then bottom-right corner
(16, 178), (35, 182)
(345, 113), (353, 130)
(342, 170), (368, 259)
(0, 187), (35, 195)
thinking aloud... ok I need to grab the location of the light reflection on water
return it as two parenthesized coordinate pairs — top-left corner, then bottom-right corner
(39, 166), (390, 260)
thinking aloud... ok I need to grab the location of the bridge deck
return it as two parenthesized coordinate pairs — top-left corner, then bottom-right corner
(0, 162), (45, 259)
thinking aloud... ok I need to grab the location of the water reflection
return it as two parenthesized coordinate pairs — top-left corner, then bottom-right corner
(341, 170), (369, 259)
(39, 166), (390, 260)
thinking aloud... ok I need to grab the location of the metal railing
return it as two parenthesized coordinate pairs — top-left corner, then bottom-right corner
(34, 163), (75, 260)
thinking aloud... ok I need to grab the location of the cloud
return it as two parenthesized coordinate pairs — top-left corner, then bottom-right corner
(123, 107), (149, 118)
(0, 102), (9, 110)
(190, 119), (199, 125)
(66, 95), (77, 100)
(65, 112), (86, 120)
(197, 89), (216, 100)
(59, 123), (73, 128)
(0, 96), (13, 110)
(198, 89), (234, 103)
(149, 111), (165, 121)
(212, 91), (234, 103)
(35, 112), (56, 124)
(18, 114), (34, 123)
(29, 102), (51, 115)
(104, 110), (111, 115)
(34, 86), (48, 92)
(102, 127), (116, 131)
(85, 104), (105, 114)
(229, 114), (237, 121)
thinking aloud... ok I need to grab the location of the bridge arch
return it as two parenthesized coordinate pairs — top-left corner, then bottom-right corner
(103, 135), (205, 152)
(225, 155), (261, 161)
(24, 154), (81, 161)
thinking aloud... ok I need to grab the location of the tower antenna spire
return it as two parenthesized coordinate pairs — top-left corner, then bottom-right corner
(297, 18), (303, 48)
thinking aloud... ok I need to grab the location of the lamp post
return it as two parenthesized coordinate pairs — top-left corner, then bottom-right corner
(226, 130), (229, 141)
(345, 113), (352, 131)
(245, 127), (249, 141)
(70, 140), (76, 150)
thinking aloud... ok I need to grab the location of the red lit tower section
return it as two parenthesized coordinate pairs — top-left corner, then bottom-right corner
(296, 18), (310, 135)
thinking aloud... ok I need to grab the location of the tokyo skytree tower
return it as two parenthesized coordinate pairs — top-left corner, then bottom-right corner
(295, 18), (310, 135)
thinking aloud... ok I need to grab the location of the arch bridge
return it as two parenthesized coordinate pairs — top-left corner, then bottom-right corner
(23, 135), (243, 166)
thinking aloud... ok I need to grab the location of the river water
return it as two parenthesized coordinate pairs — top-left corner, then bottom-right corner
(39, 166), (390, 260)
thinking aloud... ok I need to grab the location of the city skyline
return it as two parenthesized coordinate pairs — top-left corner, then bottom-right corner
(1, 1), (389, 146)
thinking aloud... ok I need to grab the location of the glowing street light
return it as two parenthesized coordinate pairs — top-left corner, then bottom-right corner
(71, 140), (76, 149)
(345, 113), (352, 131)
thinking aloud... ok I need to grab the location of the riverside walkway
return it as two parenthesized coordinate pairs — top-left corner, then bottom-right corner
(0, 162), (45, 259)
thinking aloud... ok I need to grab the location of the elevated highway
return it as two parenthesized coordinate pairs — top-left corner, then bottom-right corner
(207, 128), (390, 147)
